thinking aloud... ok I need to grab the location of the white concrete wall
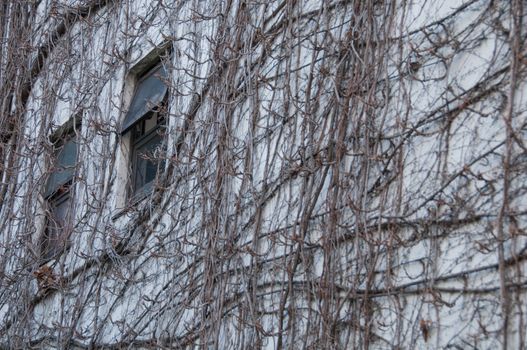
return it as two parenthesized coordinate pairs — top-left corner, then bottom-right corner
(0, 0), (526, 349)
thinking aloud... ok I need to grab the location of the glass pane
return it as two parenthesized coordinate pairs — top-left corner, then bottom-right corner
(42, 194), (71, 260)
(121, 65), (168, 133)
(144, 113), (158, 134)
(133, 132), (162, 193)
(45, 138), (77, 197)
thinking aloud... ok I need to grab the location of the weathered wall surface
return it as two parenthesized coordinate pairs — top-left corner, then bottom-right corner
(0, 0), (526, 348)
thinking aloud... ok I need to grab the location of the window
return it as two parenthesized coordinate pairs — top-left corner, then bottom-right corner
(122, 62), (168, 198)
(41, 128), (78, 261)
(131, 111), (165, 195)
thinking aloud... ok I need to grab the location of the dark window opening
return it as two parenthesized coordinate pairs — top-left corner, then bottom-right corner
(42, 189), (73, 260)
(41, 131), (78, 261)
(131, 111), (166, 197)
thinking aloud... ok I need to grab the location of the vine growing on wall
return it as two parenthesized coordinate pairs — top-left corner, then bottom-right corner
(0, 0), (526, 349)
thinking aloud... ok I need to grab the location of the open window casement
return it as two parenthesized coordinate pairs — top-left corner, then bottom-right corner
(121, 64), (168, 134)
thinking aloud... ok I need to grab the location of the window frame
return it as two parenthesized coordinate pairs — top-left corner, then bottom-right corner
(40, 123), (79, 262)
(122, 61), (169, 200)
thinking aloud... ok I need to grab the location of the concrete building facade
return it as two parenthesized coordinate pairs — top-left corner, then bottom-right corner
(0, 0), (526, 348)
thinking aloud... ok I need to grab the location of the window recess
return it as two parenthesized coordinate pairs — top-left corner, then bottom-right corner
(41, 127), (78, 262)
(122, 63), (168, 199)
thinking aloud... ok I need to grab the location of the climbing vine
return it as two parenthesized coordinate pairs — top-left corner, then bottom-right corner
(0, 0), (526, 348)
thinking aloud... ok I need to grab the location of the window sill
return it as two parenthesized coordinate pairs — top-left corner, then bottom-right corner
(111, 183), (155, 221)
